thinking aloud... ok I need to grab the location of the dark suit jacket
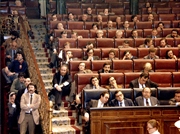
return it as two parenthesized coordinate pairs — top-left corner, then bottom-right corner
(129, 78), (158, 89)
(109, 98), (134, 106)
(15, 88), (26, 115)
(146, 35), (161, 38)
(134, 96), (159, 106)
(83, 56), (100, 60)
(98, 69), (114, 74)
(52, 71), (72, 96)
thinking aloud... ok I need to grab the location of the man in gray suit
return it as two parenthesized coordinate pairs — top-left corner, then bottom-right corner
(109, 90), (134, 106)
(134, 87), (159, 106)
(18, 83), (41, 134)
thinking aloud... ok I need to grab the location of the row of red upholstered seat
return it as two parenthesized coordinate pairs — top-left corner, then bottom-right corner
(69, 59), (180, 81)
(49, 20), (180, 31)
(0, 6), (26, 15)
(75, 72), (180, 93)
(57, 38), (180, 48)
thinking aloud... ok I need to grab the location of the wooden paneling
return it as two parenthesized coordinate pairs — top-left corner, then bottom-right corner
(90, 106), (180, 134)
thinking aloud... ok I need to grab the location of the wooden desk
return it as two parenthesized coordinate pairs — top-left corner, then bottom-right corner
(90, 106), (180, 134)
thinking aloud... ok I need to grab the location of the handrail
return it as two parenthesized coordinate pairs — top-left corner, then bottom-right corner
(19, 16), (51, 134)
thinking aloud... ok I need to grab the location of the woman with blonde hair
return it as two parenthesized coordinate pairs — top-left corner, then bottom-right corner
(147, 119), (160, 134)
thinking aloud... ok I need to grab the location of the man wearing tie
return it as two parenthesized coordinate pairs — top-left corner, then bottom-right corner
(134, 87), (159, 106)
(109, 90), (134, 107)
(129, 72), (158, 89)
(18, 83), (41, 134)
(52, 64), (72, 110)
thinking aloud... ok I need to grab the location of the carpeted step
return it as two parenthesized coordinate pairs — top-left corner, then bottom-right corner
(42, 79), (52, 87)
(52, 116), (76, 126)
(52, 125), (81, 134)
(41, 73), (54, 80)
(35, 52), (49, 58)
(32, 47), (48, 52)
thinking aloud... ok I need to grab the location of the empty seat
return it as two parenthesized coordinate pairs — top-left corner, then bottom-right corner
(91, 60), (112, 73)
(112, 60), (133, 73)
(169, 2), (180, 8)
(77, 38), (96, 48)
(54, 29), (71, 38)
(141, 14), (158, 21)
(67, 8), (83, 15)
(109, 2), (124, 8)
(125, 29), (143, 38)
(135, 22), (153, 29)
(176, 14), (180, 20)
(172, 72), (180, 87)
(99, 73), (124, 88)
(178, 59), (180, 72)
(0, 2), (8, 7)
(76, 73), (99, 94)
(159, 48), (179, 59)
(67, 21), (84, 30)
(107, 30), (117, 38)
(81, 3), (95, 9)
(174, 38), (180, 47)
(156, 8), (171, 14)
(96, 38), (114, 48)
(95, 3), (109, 9)
(119, 48), (137, 59)
(58, 38), (77, 48)
(153, 21), (172, 28)
(171, 8), (180, 14)
(149, 72), (172, 87)
(134, 38), (146, 47)
(137, 48), (158, 59)
(66, 3), (81, 8)
(115, 38), (134, 48)
(84, 22), (95, 30)
(159, 14), (176, 21)
(172, 20), (180, 28)
(72, 30), (89, 38)
(157, 87), (178, 105)
(133, 59), (154, 72)
(69, 61), (91, 81)
(101, 48), (119, 60)
(153, 2), (169, 8)
(154, 38), (174, 47)
(10, 7), (26, 15)
(0, 7), (8, 14)
(111, 8), (124, 15)
(124, 72), (141, 88)
(63, 48), (83, 60)
(162, 28), (174, 37)
(154, 59), (177, 72)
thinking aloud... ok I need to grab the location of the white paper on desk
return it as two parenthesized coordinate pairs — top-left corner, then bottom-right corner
(12, 104), (16, 108)
(63, 81), (69, 86)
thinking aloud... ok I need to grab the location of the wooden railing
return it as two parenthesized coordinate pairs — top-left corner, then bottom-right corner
(19, 16), (52, 134)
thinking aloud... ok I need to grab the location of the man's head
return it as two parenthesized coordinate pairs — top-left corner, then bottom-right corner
(143, 62), (152, 73)
(123, 51), (132, 59)
(68, 12), (74, 20)
(151, 29), (158, 36)
(16, 51), (23, 61)
(171, 29), (179, 38)
(144, 38), (153, 47)
(174, 90), (180, 102)
(97, 15), (102, 22)
(10, 31), (19, 40)
(148, 13), (154, 22)
(78, 62), (86, 71)
(71, 31), (78, 39)
(147, 7), (153, 14)
(61, 31), (67, 38)
(11, 41), (18, 50)
(107, 20), (113, 28)
(104, 8), (109, 15)
(92, 23), (99, 30)
(82, 14), (88, 21)
(108, 76), (117, 86)
(116, 16), (122, 24)
(15, 0), (22, 6)
(160, 38), (167, 47)
(57, 23), (64, 30)
(27, 83), (36, 94)
(64, 42), (71, 48)
(90, 76), (99, 86)
(87, 48), (94, 57)
(66, 50), (73, 59)
(131, 30), (138, 38)
(100, 91), (110, 104)
(96, 30), (103, 38)
(148, 48), (157, 58)
(86, 42), (94, 49)
(18, 72), (25, 83)
(142, 87), (152, 99)
(114, 90), (124, 102)
(116, 30), (123, 38)
(60, 64), (69, 76)
(52, 14), (57, 21)
(108, 49), (116, 59)
(123, 21), (129, 29)
(166, 50), (174, 59)
(123, 40), (130, 48)
(103, 62), (111, 73)
(25, 78), (31, 87)
(87, 7), (92, 15)
(138, 72), (149, 85)
(9, 92), (16, 103)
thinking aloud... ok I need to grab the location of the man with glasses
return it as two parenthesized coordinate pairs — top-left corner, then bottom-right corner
(129, 72), (158, 89)
(109, 90), (134, 106)
(83, 48), (100, 61)
(134, 87), (159, 106)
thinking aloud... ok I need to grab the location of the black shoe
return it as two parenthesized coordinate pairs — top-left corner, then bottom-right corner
(54, 105), (60, 110)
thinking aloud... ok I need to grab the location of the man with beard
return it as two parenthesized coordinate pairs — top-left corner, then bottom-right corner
(2, 31), (22, 49)
(166, 29), (180, 38)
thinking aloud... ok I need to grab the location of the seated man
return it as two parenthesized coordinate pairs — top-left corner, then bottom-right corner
(71, 31), (82, 39)
(10, 72), (26, 93)
(109, 90), (134, 106)
(115, 30), (124, 39)
(166, 50), (177, 60)
(129, 72), (158, 89)
(57, 22), (64, 30)
(134, 87), (159, 106)
(103, 49), (119, 60)
(98, 62), (113, 74)
(144, 48), (159, 59)
(83, 48), (100, 61)
(96, 30), (104, 38)
(118, 40), (132, 48)
(84, 91), (110, 134)
(159, 38), (171, 48)
(121, 21), (133, 30)
(2, 51), (28, 83)
(85, 42), (94, 49)
(52, 64), (72, 110)
(103, 20), (116, 30)
(146, 28), (160, 38)
(105, 76), (122, 89)
(61, 50), (74, 65)
(141, 62), (154, 74)
(122, 51), (137, 60)
(166, 29), (180, 38)
(86, 7), (93, 16)
(169, 90), (180, 106)
(131, 30), (142, 39)
(139, 38), (154, 48)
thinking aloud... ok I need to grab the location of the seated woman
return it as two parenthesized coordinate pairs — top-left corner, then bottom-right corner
(91, 23), (99, 30)
(103, 49), (119, 60)
(166, 50), (177, 60)
(141, 62), (154, 74)
(105, 76), (122, 89)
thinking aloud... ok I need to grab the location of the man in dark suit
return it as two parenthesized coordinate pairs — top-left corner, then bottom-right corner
(52, 64), (72, 110)
(129, 72), (158, 89)
(98, 62), (114, 74)
(84, 91), (110, 134)
(134, 87), (159, 106)
(83, 48), (100, 61)
(146, 29), (161, 39)
(109, 90), (134, 106)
